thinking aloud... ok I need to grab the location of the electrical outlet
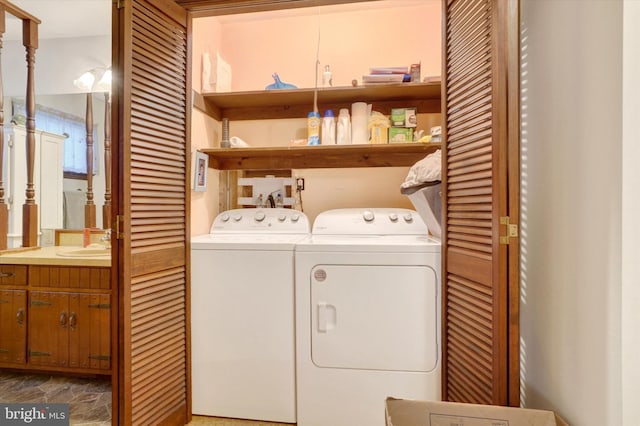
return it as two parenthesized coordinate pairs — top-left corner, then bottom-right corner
(296, 177), (305, 191)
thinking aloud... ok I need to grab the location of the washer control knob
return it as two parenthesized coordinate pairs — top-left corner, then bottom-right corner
(254, 212), (266, 222)
(388, 213), (398, 222)
(278, 214), (287, 222)
(220, 213), (230, 222)
(363, 210), (375, 222)
(291, 214), (300, 222)
(403, 213), (414, 223)
(233, 214), (242, 222)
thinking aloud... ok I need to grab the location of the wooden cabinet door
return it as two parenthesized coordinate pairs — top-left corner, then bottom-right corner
(28, 291), (111, 371)
(28, 291), (70, 367)
(0, 289), (27, 364)
(442, 0), (520, 406)
(68, 293), (111, 371)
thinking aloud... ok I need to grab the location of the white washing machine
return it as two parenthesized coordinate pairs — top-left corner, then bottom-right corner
(295, 208), (441, 426)
(191, 208), (310, 423)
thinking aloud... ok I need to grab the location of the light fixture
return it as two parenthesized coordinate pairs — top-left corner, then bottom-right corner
(73, 70), (96, 91)
(94, 69), (112, 92)
(73, 68), (111, 92)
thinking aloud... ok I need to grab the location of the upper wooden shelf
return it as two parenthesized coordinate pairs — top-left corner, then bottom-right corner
(201, 142), (441, 171)
(198, 82), (442, 121)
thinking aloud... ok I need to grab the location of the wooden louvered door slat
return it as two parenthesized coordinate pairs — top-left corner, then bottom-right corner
(442, 0), (520, 406)
(114, 0), (191, 424)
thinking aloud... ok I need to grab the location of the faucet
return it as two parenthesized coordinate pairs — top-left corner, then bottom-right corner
(100, 229), (112, 249)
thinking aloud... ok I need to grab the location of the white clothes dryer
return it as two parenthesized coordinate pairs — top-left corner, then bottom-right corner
(295, 208), (441, 426)
(191, 208), (310, 423)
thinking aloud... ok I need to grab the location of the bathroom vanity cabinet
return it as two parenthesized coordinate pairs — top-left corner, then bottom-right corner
(0, 261), (111, 375)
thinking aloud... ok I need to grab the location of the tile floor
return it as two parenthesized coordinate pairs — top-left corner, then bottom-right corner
(0, 371), (291, 425)
(0, 371), (111, 425)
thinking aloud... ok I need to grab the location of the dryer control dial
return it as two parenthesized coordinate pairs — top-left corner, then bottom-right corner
(291, 214), (301, 222)
(220, 213), (230, 222)
(254, 212), (266, 222)
(233, 214), (243, 222)
(278, 214), (287, 222)
(388, 213), (398, 222)
(363, 210), (375, 222)
(403, 213), (414, 223)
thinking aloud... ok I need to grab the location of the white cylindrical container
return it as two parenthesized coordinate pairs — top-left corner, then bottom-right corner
(351, 102), (370, 144)
(321, 110), (336, 145)
(336, 108), (352, 145)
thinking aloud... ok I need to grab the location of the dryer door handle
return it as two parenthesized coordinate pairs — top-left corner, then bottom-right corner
(317, 302), (336, 333)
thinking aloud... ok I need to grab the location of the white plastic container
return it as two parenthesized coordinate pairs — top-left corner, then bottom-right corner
(351, 102), (370, 144)
(321, 110), (336, 145)
(336, 108), (352, 145)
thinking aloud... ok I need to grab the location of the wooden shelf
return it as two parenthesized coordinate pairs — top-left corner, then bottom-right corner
(202, 142), (441, 171)
(198, 82), (441, 121)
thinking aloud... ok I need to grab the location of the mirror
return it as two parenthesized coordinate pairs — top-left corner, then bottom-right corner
(1, 0), (111, 247)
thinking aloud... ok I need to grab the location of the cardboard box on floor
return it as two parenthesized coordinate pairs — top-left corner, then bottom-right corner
(385, 398), (569, 426)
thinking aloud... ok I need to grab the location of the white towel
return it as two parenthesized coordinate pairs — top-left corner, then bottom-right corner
(401, 149), (442, 189)
(63, 191), (85, 229)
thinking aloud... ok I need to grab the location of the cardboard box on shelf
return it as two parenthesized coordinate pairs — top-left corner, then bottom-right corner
(389, 127), (414, 143)
(391, 108), (417, 127)
(385, 398), (569, 426)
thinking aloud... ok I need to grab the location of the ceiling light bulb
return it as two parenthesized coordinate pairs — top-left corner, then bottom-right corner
(74, 71), (96, 91)
(94, 69), (112, 92)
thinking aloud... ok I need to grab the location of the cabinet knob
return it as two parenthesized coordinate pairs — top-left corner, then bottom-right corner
(59, 312), (68, 328)
(16, 309), (24, 325)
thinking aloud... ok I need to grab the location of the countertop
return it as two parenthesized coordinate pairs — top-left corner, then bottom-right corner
(0, 245), (111, 267)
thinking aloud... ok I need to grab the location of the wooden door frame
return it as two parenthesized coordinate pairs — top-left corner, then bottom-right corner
(505, 0), (521, 407)
(111, 0), (521, 421)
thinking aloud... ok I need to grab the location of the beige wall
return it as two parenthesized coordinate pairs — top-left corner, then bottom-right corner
(219, 1), (441, 92)
(190, 1), (442, 234)
(622, 1), (640, 424)
(520, 1), (623, 424)
(191, 18), (223, 235)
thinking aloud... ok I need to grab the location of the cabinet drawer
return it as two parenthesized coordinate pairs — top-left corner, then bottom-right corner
(28, 266), (110, 290)
(0, 266), (28, 286)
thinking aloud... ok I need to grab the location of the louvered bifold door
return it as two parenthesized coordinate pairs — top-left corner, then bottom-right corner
(114, 0), (191, 424)
(442, 0), (520, 406)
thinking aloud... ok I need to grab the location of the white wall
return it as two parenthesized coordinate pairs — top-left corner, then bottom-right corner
(621, 1), (640, 424)
(520, 1), (624, 425)
(2, 36), (111, 97)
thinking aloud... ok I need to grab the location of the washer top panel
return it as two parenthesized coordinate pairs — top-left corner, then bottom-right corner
(312, 208), (428, 236)
(209, 208), (310, 234)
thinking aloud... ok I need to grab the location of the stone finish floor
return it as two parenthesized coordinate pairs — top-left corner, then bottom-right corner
(0, 371), (111, 425)
(0, 372), (291, 425)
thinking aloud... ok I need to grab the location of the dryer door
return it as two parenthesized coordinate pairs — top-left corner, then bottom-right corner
(311, 264), (438, 372)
